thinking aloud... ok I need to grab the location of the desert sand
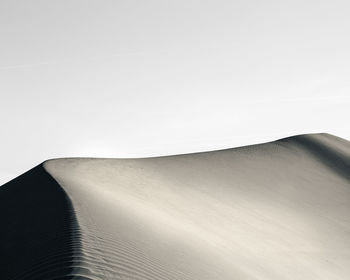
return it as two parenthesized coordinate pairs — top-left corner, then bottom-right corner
(1, 133), (350, 279)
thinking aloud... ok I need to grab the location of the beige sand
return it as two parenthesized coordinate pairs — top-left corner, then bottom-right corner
(43, 133), (350, 280)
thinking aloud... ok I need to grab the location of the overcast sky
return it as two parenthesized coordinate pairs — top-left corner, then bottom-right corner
(1, 0), (350, 184)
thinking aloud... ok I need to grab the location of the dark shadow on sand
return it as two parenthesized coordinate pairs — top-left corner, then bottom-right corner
(0, 164), (82, 280)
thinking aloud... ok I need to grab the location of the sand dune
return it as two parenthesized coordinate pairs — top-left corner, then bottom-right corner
(1, 133), (350, 279)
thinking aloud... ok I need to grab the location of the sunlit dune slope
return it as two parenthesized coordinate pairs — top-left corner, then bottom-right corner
(1, 133), (350, 279)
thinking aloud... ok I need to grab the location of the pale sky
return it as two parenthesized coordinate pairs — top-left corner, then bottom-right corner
(1, 0), (349, 185)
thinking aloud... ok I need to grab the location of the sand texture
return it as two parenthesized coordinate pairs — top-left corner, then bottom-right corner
(1, 133), (350, 279)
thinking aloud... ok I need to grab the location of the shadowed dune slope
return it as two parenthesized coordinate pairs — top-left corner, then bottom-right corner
(1, 133), (350, 280)
(0, 165), (81, 280)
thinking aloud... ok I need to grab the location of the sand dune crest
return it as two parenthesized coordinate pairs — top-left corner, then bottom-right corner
(1, 133), (350, 279)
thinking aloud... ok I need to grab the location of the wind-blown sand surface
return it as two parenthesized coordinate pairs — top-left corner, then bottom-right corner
(1, 133), (350, 279)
